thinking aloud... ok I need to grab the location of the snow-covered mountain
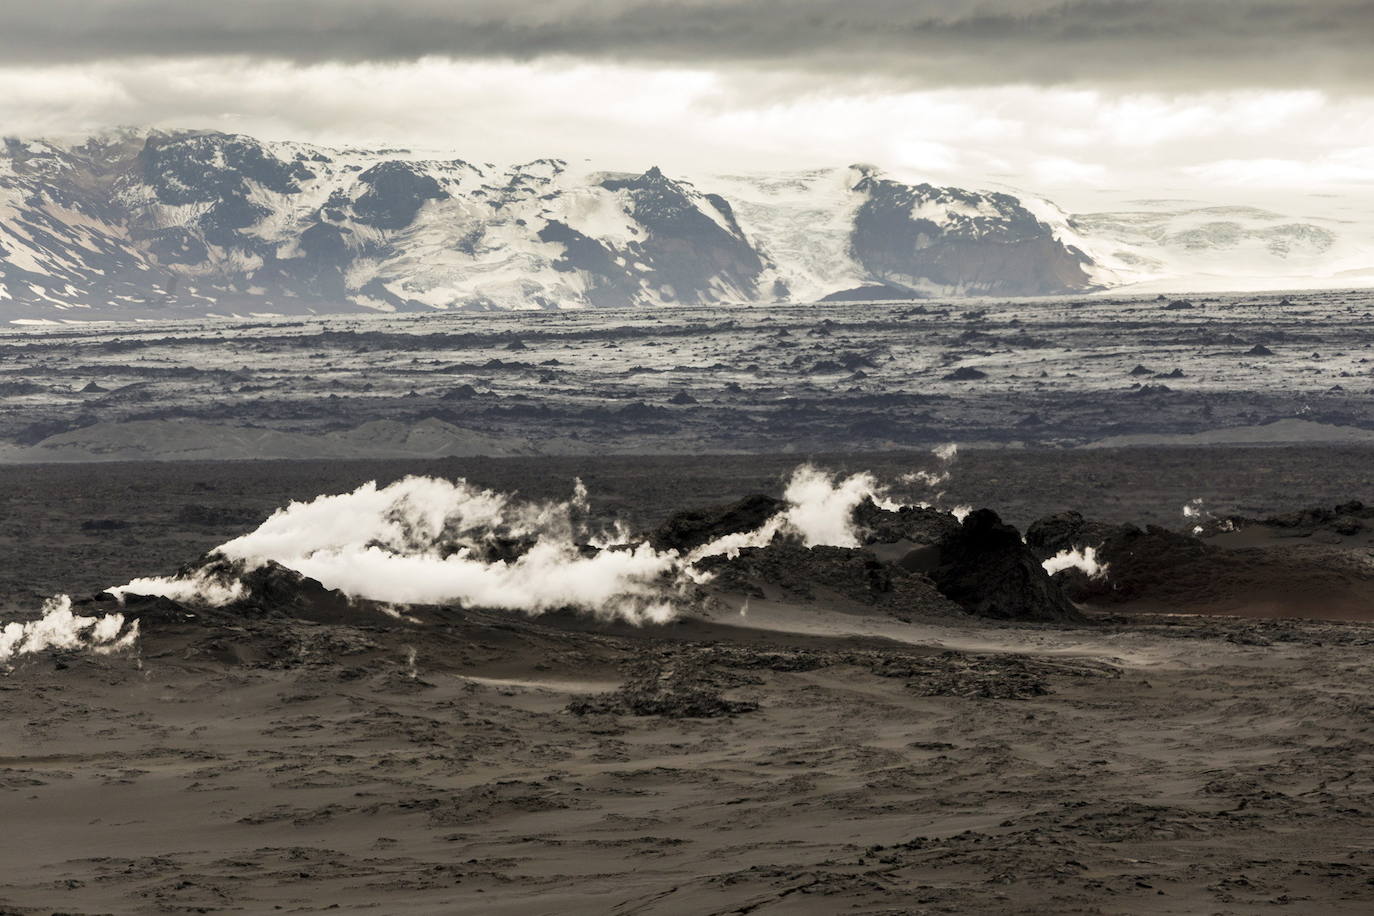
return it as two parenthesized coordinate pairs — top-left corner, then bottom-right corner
(1, 129), (1368, 319)
(0, 129), (1099, 318)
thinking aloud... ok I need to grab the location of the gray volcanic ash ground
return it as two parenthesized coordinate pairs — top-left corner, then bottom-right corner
(5, 449), (1374, 913)
(5, 292), (1374, 462)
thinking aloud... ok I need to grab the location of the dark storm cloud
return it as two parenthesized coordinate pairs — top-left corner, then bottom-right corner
(4, 0), (1373, 89)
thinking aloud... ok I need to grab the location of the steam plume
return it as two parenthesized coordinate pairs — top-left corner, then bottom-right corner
(1, 595), (140, 665)
(1042, 546), (1109, 580)
(106, 465), (956, 624)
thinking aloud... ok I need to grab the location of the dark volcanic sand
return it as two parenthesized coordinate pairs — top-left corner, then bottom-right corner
(4, 448), (1374, 914)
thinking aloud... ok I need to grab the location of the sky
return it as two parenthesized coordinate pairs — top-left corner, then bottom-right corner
(2, 0), (1372, 209)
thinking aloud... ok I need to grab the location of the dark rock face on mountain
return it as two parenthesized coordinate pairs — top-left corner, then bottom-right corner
(350, 161), (449, 230)
(599, 168), (766, 306)
(0, 129), (1103, 318)
(850, 175), (1096, 297)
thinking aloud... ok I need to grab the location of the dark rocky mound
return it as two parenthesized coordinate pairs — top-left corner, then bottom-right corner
(80, 592), (192, 626)
(853, 499), (960, 546)
(1063, 523), (1211, 605)
(1025, 501), (1374, 617)
(689, 497), (1081, 623)
(1262, 500), (1372, 536)
(1246, 344), (1275, 356)
(104, 556), (398, 629)
(819, 283), (918, 302)
(1025, 510), (1127, 559)
(924, 510), (1082, 622)
(1026, 509), (1239, 606)
(695, 542), (956, 617)
(1164, 299), (1194, 310)
(230, 561), (374, 624)
(942, 366), (988, 381)
(650, 494), (784, 553)
(568, 651), (758, 718)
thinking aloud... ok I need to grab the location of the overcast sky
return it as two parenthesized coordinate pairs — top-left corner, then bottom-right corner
(2, 0), (1372, 208)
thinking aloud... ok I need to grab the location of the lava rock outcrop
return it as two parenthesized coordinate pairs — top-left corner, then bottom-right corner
(923, 509), (1082, 622)
(650, 494), (785, 553)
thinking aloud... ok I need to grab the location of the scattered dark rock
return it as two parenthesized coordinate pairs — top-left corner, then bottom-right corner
(568, 652), (757, 718)
(1164, 299), (1194, 310)
(80, 381), (109, 393)
(1246, 344), (1275, 356)
(942, 366), (988, 381)
(668, 390), (698, 405)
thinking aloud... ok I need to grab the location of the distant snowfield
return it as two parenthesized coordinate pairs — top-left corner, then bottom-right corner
(1068, 200), (1374, 294)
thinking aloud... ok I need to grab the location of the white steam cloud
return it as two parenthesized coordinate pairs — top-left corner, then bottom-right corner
(1042, 546), (1109, 580)
(107, 465), (930, 625)
(0, 595), (140, 665)
(114, 475), (684, 624)
(683, 464), (897, 561)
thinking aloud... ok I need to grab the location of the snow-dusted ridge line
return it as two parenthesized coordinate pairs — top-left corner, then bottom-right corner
(1, 128), (1369, 319)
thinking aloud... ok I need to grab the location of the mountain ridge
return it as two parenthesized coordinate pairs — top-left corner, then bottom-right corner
(1, 128), (1368, 320)
(0, 129), (1100, 317)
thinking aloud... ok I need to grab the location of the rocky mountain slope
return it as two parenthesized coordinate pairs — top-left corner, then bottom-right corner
(2, 129), (1368, 320)
(0, 129), (1099, 317)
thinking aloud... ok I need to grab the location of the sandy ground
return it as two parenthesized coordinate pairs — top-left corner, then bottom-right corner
(3, 599), (1374, 915)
